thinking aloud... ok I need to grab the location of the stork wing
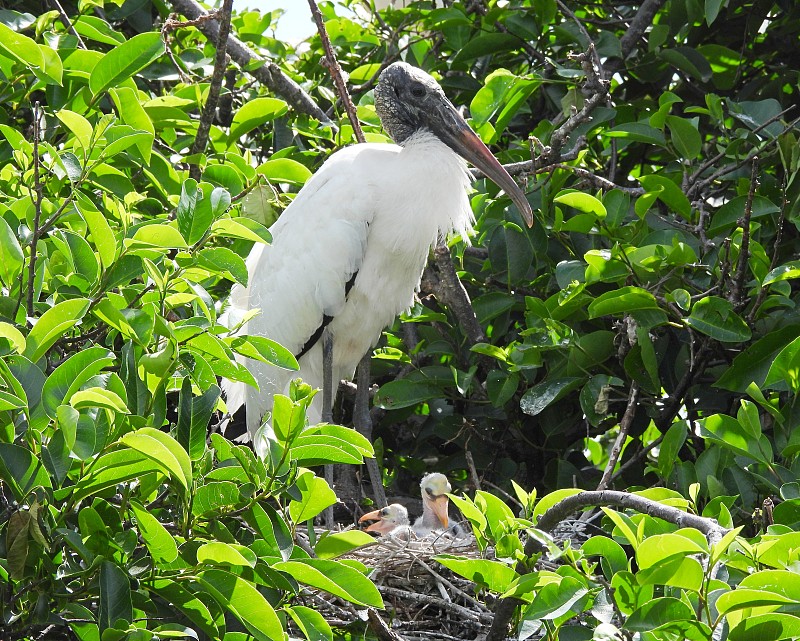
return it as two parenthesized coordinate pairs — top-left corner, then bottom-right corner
(222, 144), (392, 431)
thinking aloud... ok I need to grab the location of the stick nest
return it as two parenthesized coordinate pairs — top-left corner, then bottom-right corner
(306, 529), (495, 640)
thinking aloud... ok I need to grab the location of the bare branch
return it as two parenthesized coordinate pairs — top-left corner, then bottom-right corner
(730, 158), (758, 309)
(535, 490), (729, 537)
(189, 0), (234, 181)
(167, 0), (331, 124)
(307, 0), (365, 143)
(26, 103), (44, 319)
(595, 382), (640, 491)
(619, 0), (668, 59)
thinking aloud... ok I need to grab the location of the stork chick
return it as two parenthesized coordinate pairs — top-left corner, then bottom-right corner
(413, 472), (465, 538)
(359, 503), (412, 538)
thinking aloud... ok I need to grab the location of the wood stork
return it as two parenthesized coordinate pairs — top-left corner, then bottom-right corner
(222, 62), (533, 437)
(359, 503), (412, 538)
(413, 472), (466, 538)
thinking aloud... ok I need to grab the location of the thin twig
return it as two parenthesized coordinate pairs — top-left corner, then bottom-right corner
(26, 103), (44, 319)
(189, 0), (233, 181)
(730, 158), (758, 310)
(167, 0), (331, 124)
(595, 382), (639, 491)
(464, 450), (482, 492)
(307, 0), (365, 143)
(747, 177), (787, 323)
(377, 585), (493, 625)
(49, 0), (86, 48)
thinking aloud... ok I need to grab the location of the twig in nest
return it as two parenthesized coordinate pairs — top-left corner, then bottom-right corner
(378, 585), (493, 625)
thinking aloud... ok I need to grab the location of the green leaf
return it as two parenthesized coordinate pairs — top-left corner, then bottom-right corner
(666, 115), (702, 158)
(623, 597), (694, 632)
(699, 413), (772, 464)
(176, 377), (218, 461)
(41, 347), (116, 419)
(765, 336), (800, 395)
(0, 322), (26, 354)
(685, 296), (751, 342)
(729, 614), (800, 641)
(554, 191), (607, 218)
(434, 555), (518, 593)
(0, 217), (23, 289)
(228, 336), (298, 370)
(0, 21), (43, 71)
(588, 286), (660, 318)
(606, 122), (666, 146)
(89, 32), (164, 98)
(288, 471), (337, 523)
(150, 579), (221, 639)
(582, 536), (628, 578)
(56, 109), (93, 158)
(230, 98), (289, 142)
(763, 260), (800, 286)
(128, 223), (188, 249)
(98, 560), (132, 631)
(705, 0), (725, 24)
(520, 377), (583, 416)
(315, 530), (376, 559)
(210, 218), (272, 244)
(274, 558), (383, 608)
(374, 379), (440, 410)
(74, 449), (159, 502)
(0, 443), (52, 501)
(197, 542), (257, 568)
(70, 387), (129, 414)
(287, 606), (333, 641)
(707, 195), (779, 237)
(130, 501), (178, 566)
(258, 158), (312, 187)
(638, 175), (692, 218)
(521, 576), (588, 622)
(76, 192), (117, 270)
(198, 247), (249, 285)
(197, 569), (285, 641)
(121, 428), (192, 494)
(24, 298), (91, 362)
(487, 223), (534, 284)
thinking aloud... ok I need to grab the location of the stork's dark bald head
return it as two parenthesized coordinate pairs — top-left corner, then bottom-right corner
(373, 61), (535, 227)
(374, 62), (454, 144)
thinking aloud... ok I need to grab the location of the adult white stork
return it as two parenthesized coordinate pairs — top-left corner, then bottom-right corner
(223, 62), (533, 437)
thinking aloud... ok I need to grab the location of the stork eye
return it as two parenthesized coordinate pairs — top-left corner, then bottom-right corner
(410, 84), (426, 98)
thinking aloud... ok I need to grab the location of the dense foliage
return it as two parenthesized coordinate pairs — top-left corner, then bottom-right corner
(1, 0), (799, 639)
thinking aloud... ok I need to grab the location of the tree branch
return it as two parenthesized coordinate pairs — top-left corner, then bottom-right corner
(619, 0), (668, 59)
(167, 0), (331, 124)
(534, 490), (729, 537)
(188, 0), (233, 181)
(595, 382), (640, 491)
(307, 0), (364, 143)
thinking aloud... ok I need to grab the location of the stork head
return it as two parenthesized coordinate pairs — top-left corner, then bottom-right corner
(359, 503), (410, 535)
(374, 62), (533, 227)
(420, 472), (452, 529)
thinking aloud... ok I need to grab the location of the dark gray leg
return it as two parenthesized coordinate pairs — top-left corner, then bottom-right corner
(322, 331), (334, 529)
(354, 352), (387, 508)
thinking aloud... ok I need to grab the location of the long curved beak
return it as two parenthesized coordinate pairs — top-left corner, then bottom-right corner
(427, 495), (450, 529)
(429, 98), (534, 227)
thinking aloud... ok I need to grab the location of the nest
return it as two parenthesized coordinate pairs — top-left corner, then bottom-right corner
(305, 528), (495, 640)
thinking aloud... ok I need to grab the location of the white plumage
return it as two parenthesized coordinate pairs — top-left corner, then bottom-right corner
(222, 62), (532, 437)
